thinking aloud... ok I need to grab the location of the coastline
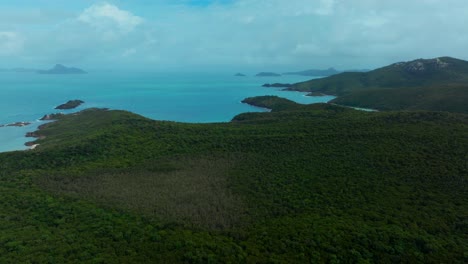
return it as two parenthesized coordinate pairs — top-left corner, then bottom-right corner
(0, 74), (325, 153)
(240, 100), (272, 112)
(24, 123), (49, 150)
(29, 144), (40, 150)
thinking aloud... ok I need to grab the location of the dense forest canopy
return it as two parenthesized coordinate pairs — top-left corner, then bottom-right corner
(0, 102), (466, 263)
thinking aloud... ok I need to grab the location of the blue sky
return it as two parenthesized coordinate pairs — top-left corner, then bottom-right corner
(1, 0), (468, 71)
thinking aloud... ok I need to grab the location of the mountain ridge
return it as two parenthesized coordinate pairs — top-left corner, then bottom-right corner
(288, 56), (468, 94)
(286, 56), (468, 112)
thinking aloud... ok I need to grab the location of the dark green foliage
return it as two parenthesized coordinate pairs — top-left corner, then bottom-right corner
(39, 155), (247, 230)
(287, 57), (468, 113)
(331, 85), (468, 113)
(241, 96), (302, 112)
(289, 57), (468, 95)
(0, 104), (467, 263)
(239, 95), (351, 114)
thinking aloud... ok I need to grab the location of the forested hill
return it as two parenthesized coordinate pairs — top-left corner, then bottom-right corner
(286, 57), (468, 113)
(288, 57), (468, 94)
(0, 104), (466, 263)
(332, 85), (468, 113)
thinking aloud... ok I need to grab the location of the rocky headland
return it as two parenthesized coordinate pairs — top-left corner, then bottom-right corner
(40, 113), (65, 120)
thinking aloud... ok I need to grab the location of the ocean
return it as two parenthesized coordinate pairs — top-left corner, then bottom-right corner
(0, 71), (334, 152)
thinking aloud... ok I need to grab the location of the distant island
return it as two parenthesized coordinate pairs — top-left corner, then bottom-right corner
(262, 83), (292, 88)
(283, 68), (340, 77)
(234, 73), (246, 77)
(256, 72), (281, 77)
(55, 100), (85, 110)
(37, 64), (87, 74)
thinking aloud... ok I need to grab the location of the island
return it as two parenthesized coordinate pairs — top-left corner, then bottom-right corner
(262, 83), (292, 88)
(255, 72), (281, 77)
(37, 64), (87, 74)
(234, 73), (246, 77)
(0, 121), (32, 127)
(55, 100), (85, 110)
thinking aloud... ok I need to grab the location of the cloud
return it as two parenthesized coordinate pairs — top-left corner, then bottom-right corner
(3, 0), (468, 70)
(0, 31), (24, 56)
(78, 3), (143, 34)
(112, 0), (468, 69)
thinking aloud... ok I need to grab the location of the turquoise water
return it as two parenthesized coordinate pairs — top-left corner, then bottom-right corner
(0, 72), (334, 152)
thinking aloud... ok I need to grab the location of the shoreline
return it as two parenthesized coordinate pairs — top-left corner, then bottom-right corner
(276, 85), (379, 112)
(1, 81), (328, 153)
(29, 144), (40, 150)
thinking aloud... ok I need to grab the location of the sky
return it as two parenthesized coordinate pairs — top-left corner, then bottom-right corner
(1, 0), (468, 72)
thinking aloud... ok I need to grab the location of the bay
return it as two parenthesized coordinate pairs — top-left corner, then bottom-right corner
(0, 71), (334, 152)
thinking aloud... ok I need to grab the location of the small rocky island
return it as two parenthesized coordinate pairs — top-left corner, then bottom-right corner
(55, 100), (85, 110)
(262, 83), (292, 88)
(256, 72), (281, 77)
(37, 64), (87, 74)
(234, 73), (246, 77)
(0, 121), (32, 127)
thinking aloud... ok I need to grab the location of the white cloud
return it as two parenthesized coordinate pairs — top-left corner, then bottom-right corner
(78, 3), (143, 33)
(4, 0), (468, 70)
(0, 31), (24, 56)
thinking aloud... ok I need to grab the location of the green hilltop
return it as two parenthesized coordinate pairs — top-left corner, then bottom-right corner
(0, 103), (466, 263)
(288, 57), (468, 113)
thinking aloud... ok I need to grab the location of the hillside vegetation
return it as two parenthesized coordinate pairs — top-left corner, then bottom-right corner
(0, 103), (466, 263)
(332, 85), (468, 113)
(287, 57), (468, 113)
